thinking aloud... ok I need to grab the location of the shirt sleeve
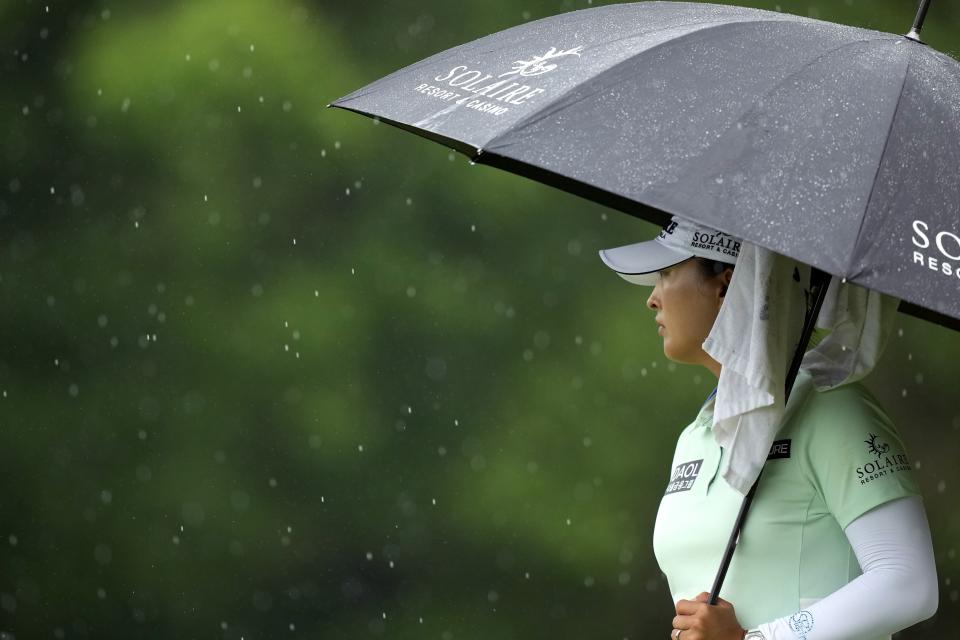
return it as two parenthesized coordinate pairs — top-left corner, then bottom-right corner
(755, 495), (938, 639)
(795, 382), (920, 529)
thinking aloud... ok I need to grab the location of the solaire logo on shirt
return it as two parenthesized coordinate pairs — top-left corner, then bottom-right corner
(856, 433), (911, 485)
(664, 459), (703, 495)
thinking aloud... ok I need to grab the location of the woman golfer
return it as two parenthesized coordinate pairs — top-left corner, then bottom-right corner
(599, 216), (938, 640)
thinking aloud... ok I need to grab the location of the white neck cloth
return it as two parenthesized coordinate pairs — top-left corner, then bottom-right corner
(702, 243), (899, 495)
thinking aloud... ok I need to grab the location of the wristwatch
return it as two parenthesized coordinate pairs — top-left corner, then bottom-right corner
(744, 631), (766, 640)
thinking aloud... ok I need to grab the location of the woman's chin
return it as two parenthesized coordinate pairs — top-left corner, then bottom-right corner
(662, 343), (695, 365)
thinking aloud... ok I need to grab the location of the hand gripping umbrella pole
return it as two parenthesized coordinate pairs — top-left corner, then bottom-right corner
(708, 267), (833, 605)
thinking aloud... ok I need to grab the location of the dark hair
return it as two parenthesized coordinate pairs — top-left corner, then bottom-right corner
(694, 257), (734, 279)
(694, 257), (734, 297)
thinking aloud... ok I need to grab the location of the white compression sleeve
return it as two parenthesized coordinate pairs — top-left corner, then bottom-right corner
(756, 495), (938, 639)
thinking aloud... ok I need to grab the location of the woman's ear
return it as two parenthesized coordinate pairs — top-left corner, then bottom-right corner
(719, 268), (734, 298)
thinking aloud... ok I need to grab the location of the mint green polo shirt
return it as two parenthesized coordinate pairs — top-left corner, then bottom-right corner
(652, 369), (920, 630)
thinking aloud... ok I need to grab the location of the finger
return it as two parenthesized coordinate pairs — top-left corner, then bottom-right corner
(675, 599), (704, 615)
(670, 624), (697, 640)
(694, 591), (734, 609)
(671, 613), (695, 630)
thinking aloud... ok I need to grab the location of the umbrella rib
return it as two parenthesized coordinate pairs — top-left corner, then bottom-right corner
(847, 51), (914, 279)
(486, 23), (896, 155)
(483, 17), (833, 149)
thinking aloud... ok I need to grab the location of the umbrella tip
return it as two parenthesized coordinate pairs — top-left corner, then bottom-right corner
(905, 0), (932, 42)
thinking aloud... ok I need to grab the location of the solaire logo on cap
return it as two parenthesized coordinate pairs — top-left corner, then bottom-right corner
(690, 231), (741, 258)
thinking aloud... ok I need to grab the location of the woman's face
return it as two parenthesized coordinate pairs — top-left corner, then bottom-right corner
(645, 259), (730, 369)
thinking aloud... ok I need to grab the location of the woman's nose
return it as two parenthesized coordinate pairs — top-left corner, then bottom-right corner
(646, 287), (659, 310)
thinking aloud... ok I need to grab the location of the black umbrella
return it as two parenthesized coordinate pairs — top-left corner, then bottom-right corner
(330, 0), (958, 603)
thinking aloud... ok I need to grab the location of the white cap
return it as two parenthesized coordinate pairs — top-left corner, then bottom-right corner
(599, 216), (741, 285)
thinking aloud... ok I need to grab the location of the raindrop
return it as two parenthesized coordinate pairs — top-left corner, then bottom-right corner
(405, 197), (413, 206)
(470, 224), (476, 232)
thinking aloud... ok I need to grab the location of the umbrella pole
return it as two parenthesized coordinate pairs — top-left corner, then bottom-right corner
(707, 267), (833, 606)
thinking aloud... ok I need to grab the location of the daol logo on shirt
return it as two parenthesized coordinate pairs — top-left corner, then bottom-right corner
(665, 459), (703, 495)
(856, 433), (911, 486)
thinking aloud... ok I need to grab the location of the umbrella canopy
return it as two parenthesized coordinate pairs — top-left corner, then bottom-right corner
(331, 1), (960, 330)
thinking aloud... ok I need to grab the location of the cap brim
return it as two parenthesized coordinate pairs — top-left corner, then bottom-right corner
(599, 240), (693, 286)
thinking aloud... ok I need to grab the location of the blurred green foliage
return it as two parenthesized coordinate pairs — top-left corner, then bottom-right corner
(1, 0), (959, 638)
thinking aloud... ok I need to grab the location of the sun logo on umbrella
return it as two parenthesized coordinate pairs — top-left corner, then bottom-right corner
(865, 433), (890, 457)
(500, 46), (585, 78)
